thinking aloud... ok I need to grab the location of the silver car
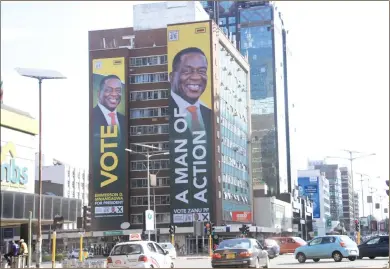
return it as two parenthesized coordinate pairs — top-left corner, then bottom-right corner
(211, 238), (270, 268)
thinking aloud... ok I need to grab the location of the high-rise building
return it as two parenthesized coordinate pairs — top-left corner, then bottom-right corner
(88, 1), (252, 247)
(200, 1), (294, 197)
(297, 170), (331, 236)
(340, 167), (354, 231)
(309, 161), (343, 222)
(35, 159), (89, 230)
(353, 191), (359, 220)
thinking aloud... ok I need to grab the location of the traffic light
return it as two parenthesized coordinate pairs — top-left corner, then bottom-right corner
(239, 224), (250, 236)
(386, 180), (389, 196)
(354, 220), (360, 232)
(211, 222), (215, 235)
(83, 206), (92, 231)
(169, 225), (175, 235)
(53, 215), (64, 231)
(205, 222), (211, 236)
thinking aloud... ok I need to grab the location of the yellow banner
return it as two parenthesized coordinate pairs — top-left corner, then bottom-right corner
(167, 21), (212, 109)
(92, 57), (125, 113)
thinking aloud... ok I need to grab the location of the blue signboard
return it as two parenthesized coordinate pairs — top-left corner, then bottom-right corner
(298, 177), (320, 218)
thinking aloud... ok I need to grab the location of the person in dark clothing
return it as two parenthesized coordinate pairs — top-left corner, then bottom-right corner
(4, 241), (19, 266)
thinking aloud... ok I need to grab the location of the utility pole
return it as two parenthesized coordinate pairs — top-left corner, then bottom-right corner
(367, 186), (377, 235)
(356, 172), (369, 218)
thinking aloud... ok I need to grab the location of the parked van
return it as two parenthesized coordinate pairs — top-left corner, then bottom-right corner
(271, 237), (307, 254)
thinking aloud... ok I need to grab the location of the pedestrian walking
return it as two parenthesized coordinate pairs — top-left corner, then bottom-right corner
(19, 239), (28, 266)
(4, 241), (19, 266)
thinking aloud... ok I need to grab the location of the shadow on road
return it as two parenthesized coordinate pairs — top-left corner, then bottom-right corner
(278, 257), (389, 266)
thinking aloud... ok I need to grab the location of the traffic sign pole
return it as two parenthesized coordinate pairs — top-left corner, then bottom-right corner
(209, 234), (212, 257)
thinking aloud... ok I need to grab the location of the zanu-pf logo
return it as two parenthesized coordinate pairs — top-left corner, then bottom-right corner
(1, 142), (28, 186)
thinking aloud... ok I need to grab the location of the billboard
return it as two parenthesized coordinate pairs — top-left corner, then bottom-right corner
(298, 177), (320, 219)
(90, 57), (127, 231)
(232, 211), (252, 222)
(167, 21), (213, 224)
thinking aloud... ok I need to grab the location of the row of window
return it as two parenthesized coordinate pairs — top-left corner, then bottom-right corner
(129, 55), (168, 67)
(129, 142), (169, 153)
(223, 192), (250, 204)
(130, 159), (170, 171)
(130, 195), (170, 206)
(223, 182), (249, 195)
(130, 107), (169, 119)
(221, 154), (248, 172)
(130, 212), (170, 224)
(222, 174), (249, 189)
(67, 170), (87, 180)
(131, 177), (170, 188)
(129, 89), (169, 101)
(130, 72), (168, 84)
(130, 124), (169, 136)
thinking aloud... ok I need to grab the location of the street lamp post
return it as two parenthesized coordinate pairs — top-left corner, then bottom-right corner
(15, 68), (66, 268)
(325, 150), (376, 221)
(125, 144), (169, 241)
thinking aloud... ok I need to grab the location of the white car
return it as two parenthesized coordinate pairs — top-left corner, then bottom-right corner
(159, 243), (177, 260)
(107, 240), (174, 268)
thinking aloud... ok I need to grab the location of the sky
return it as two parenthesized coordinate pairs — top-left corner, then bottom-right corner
(1, 1), (389, 219)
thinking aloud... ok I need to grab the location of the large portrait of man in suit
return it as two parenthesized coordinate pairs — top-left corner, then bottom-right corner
(169, 47), (212, 132)
(92, 74), (125, 145)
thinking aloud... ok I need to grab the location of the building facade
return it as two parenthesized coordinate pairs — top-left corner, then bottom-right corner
(37, 161), (89, 229)
(298, 169), (331, 236)
(309, 161), (343, 222)
(353, 191), (359, 220)
(1, 103), (81, 250)
(340, 167), (354, 232)
(88, 2), (252, 247)
(200, 1), (293, 197)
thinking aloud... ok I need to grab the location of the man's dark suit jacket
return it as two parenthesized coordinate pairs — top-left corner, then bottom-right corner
(92, 105), (125, 145)
(169, 98), (214, 220)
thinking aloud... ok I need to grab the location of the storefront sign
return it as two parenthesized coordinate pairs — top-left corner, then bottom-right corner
(1, 142), (29, 189)
(232, 211), (252, 222)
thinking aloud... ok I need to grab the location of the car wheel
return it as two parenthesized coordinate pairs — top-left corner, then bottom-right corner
(262, 256), (269, 268)
(348, 257), (356, 261)
(313, 258), (320, 262)
(332, 251), (343, 262)
(369, 257), (375, 259)
(297, 253), (306, 264)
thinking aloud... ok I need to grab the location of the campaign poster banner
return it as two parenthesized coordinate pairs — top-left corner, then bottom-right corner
(298, 177), (321, 218)
(90, 57), (127, 231)
(167, 21), (214, 224)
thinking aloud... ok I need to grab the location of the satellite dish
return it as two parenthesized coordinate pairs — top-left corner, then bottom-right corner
(120, 222), (130, 230)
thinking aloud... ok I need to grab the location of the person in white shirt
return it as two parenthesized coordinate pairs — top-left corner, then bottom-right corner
(169, 47), (211, 132)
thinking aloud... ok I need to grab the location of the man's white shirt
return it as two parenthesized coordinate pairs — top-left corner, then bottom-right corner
(171, 91), (205, 130)
(97, 102), (121, 133)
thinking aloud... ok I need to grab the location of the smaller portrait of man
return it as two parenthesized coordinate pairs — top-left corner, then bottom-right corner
(92, 74), (125, 143)
(169, 47), (211, 133)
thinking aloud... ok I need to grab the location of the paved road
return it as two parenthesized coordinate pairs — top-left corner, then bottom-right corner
(35, 255), (388, 268)
(174, 254), (389, 268)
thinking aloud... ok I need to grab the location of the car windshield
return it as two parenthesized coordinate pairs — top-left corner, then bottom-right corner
(122, 244), (143, 255)
(265, 239), (276, 246)
(340, 236), (355, 244)
(160, 243), (174, 249)
(217, 239), (251, 249)
(293, 237), (307, 244)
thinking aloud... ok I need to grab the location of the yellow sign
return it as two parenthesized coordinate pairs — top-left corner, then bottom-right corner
(167, 21), (212, 109)
(91, 57), (127, 230)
